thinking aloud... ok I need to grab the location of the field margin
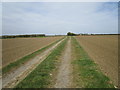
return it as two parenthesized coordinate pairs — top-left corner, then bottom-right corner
(2, 37), (65, 75)
(71, 37), (115, 88)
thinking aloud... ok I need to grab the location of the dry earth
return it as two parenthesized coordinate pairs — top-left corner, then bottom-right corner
(2, 37), (63, 67)
(2, 38), (65, 88)
(54, 38), (73, 88)
(75, 35), (118, 86)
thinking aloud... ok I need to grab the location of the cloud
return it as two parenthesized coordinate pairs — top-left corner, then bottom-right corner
(2, 2), (118, 35)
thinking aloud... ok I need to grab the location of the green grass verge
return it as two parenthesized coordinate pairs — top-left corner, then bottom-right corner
(2, 37), (65, 74)
(71, 37), (115, 88)
(15, 37), (68, 88)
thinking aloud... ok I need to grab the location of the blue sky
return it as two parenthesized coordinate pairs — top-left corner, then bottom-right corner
(2, 2), (118, 35)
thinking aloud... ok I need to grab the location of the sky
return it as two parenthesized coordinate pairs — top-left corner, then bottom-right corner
(1, 0), (120, 2)
(1, 2), (118, 35)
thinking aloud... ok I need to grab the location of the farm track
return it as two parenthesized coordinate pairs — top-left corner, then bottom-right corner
(2, 37), (63, 67)
(52, 36), (115, 88)
(1, 35), (117, 88)
(54, 37), (72, 88)
(2, 38), (65, 88)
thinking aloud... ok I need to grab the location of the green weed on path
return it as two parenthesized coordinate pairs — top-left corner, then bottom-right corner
(71, 37), (115, 88)
(15, 37), (68, 88)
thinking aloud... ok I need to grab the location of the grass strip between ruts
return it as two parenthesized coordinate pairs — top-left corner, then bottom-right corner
(15, 37), (68, 88)
(2, 37), (65, 75)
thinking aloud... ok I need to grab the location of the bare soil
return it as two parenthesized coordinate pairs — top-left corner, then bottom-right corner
(54, 38), (73, 88)
(75, 35), (118, 86)
(2, 37), (63, 67)
(1, 38), (64, 88)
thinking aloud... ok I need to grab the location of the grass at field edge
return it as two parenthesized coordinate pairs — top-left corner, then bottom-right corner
(2, 37), (65, 75)
(71, 37), (115, 88)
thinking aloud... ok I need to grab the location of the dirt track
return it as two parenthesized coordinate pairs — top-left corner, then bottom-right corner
(75, 35), (118, 86)
(54, 38), (72, 88)
(2, 38), (64, 88)
(1, 35), (118, 88)
(2, 37), (63, 67)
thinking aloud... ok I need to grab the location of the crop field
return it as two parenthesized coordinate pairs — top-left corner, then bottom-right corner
(2, 36), (63, 67)
(1, 35), (118, 88)
(1, 1), (119, 89)
(75, 35), (118, 86)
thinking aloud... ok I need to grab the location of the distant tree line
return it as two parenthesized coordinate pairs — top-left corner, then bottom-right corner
(1, 34), (45, 39)
(67, 32), (119, 36)
(67, 32), (78, 36)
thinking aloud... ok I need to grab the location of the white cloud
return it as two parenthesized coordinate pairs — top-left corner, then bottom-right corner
(2, 2), (118, 35)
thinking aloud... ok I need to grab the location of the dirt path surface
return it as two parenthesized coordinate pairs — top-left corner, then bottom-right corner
(2, 38), (65, 88)
(75, 35), (118, 86)
(2, 37), (63, 67)
(54, 38), (72, 88)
